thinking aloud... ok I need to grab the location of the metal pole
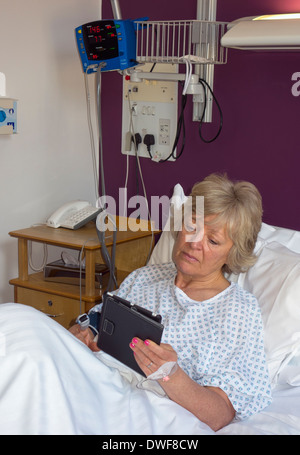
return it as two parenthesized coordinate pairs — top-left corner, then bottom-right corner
(194, 0), (217, 122)
(110, 0), (122, 20)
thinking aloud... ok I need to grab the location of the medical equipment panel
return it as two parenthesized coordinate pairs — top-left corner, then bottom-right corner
(121, 63), (178, 161)
(75, 19), (137, 73)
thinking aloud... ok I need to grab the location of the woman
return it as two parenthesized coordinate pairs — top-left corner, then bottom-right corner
(72, 173), (272, 431)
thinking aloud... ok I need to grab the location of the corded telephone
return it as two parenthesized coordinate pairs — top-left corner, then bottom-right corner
(46, 200), (102, 230)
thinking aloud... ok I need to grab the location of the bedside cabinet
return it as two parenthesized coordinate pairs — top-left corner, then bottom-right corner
(9, 217), (157, 328)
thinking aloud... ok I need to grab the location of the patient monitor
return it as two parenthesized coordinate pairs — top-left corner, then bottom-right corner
(75, 19), (138, 73)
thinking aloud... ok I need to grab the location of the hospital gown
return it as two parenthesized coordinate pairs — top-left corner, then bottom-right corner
(114, 262), (272, 421)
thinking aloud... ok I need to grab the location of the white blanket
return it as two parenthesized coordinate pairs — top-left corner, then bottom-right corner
(1, 303), (300, 436)
(0, 303), (213, 435)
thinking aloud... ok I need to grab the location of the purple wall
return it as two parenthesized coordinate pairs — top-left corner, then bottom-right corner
(101, 0), (300, 230)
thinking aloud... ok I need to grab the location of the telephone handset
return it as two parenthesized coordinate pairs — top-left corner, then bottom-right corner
(46, 200), (102, 230)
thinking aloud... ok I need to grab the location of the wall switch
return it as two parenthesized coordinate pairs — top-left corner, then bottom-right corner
(0, 98), (17, 134)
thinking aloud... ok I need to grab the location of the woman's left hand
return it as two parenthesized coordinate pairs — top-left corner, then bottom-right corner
(69, 324), (100, 352)
(129, 337), (178, 377)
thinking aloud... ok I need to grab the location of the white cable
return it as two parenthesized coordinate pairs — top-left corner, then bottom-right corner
(84, 66), (100, 202)
(123, 154), (129, 217)
(96, 64), (107, 202)
(123, 89), (130, 217)
(127, 90), (149, 204)
(96, 210), (118, 291)
(78, 238), (98, 314)
(123, 90), (135, 213)
(182, 59), (192, 95)
(127, 90), (154, 263)
(28, 241), (48, 272)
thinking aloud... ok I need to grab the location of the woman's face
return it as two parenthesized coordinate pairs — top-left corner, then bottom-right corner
(172, 215), (233, 281)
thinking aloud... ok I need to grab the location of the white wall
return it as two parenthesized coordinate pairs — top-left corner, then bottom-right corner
(0, 0), (102, 302)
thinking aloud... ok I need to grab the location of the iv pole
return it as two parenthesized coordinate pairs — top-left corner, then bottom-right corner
(93, 0), (122, 292)
(195, 0), (217, 122)
(110, 0), (122, 20)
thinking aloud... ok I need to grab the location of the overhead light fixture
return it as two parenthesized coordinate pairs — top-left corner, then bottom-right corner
(221, 13), (300, 50)
(253, 13), (300, 21)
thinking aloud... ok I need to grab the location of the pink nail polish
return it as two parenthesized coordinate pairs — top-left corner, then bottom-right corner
(144, 339), (150, 346)
(130, 342), (135, 348)
(133, 338), (138, 344)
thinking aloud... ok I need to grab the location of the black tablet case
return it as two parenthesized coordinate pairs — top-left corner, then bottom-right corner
(97, 293), (164, 376)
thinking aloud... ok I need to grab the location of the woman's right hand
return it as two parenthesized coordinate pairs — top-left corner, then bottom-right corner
(129, 337), (178, 378)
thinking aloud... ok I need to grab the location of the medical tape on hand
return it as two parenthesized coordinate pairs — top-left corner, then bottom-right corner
(136, 361), (178, 397)
(147, 361), (178, 382)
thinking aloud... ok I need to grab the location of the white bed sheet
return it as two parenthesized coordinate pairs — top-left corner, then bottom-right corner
(218, 385), (300, 435)
(1, 303), (300, 435)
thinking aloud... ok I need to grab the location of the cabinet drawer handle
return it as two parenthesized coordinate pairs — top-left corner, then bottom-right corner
(44, 313), (63, 318)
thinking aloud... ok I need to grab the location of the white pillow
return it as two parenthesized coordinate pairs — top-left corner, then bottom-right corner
(237, 242), (300, 385)
(148, 183), (186, 266)
(276, 346), (300, 386)
(256, 222), (300, 254)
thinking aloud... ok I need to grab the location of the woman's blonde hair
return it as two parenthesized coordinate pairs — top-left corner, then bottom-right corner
(189, 173), (263, 274)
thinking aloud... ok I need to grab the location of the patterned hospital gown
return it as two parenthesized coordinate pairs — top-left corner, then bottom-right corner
(115, 262), (272, 421)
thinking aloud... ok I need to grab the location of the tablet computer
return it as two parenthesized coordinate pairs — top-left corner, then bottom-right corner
(97, 292), (164, 376)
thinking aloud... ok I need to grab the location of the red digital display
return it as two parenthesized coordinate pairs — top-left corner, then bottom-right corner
(89, 25), (101, 34)
(83, 20), (119, 61)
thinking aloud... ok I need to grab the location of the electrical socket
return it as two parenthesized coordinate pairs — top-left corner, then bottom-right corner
(159, 118), (170, 146)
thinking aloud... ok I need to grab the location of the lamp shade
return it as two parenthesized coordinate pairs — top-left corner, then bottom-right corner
(221, 14), (300, 50)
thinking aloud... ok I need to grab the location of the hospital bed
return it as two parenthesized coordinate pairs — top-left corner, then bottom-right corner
(0, 190), (300, 435)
